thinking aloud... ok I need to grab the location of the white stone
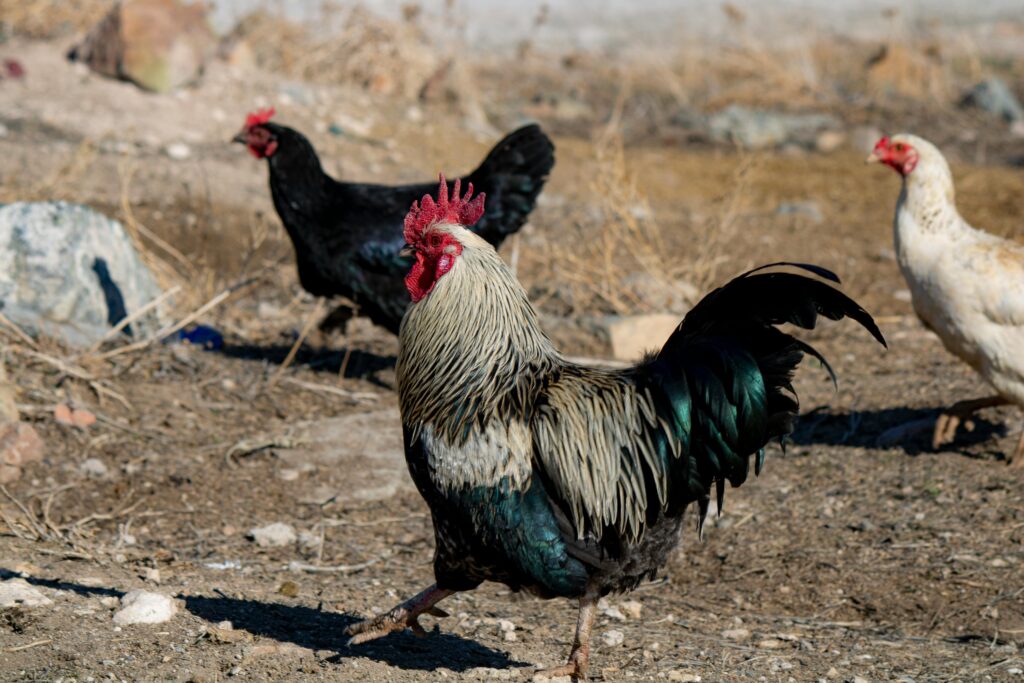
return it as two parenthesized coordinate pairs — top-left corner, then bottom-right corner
(80, 457), (108, 479)
(164, 143), (191, 160)
(668, 673), (701, 682)
(0, 578), (52, 607)
(619, 600), (643, 620)
(602, 629), (625, 647)
(112, 590), (177, 625)
(721, 628), (751, 641)
(248, 522), (297, 548)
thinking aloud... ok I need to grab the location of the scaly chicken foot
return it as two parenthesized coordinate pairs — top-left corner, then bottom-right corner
(535, 585), (599, 682)
(932, 395), (1009, 450)
(345, 584), (453, 645)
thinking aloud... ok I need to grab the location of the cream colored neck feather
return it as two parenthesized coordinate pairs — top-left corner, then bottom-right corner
(397, 225), (559, 443)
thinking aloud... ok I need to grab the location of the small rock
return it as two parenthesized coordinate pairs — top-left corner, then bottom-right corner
(852, 677), (868, 683)
(277, 468), (300, 482)
(756, 638), (785, 649)
(602, 629), (625, 647)
(721, 628), (751, 641)
(80, 457), (109, 479)
(708, 105), (839, 149)
(164, 143), (191, 160)
(1011, 120), (1024, 139)
(78, 458), (108, 481)
(0, 578), (52, 607)
(248, 522), (297, 548)
(207, 621), (252, 644)
(113, 590), (177, 625)
(533, 675), (571, 683)
(619, 600), (642, 620)
(815, 130), (846, 153)
(278, 581), (299, 597)
(1007, 667), (1022, 675)
(990, 558), (1009, 568)
(143, 568), (161, 583)
(825, 668), (839, 679)
(497, 618), (517, 641)
(668, 674), (701, 683)
(99, 596), (119, 609)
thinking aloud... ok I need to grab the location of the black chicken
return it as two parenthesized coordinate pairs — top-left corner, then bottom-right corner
(233, 108), (555, 334)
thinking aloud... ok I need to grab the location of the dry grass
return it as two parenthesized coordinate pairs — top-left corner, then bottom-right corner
(225, 7), (440, 98)
(0, 0), (108, 39)
(535, 119), (748, 317)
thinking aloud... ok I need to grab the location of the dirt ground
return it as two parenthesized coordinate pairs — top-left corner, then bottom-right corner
(2, 19), (1024, 683)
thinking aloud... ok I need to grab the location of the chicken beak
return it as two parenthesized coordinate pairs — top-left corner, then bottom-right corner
(399, 244), (415, 258)
(231, 131), (247, 145)
(865, 151), (881, 164)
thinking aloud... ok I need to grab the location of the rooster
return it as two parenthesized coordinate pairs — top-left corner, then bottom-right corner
(233, 108), (555, 334)
(869, 134), (1024, 462)
(344, 178), (885, 678)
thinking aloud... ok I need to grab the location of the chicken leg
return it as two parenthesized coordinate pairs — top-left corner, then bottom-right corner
(932, 395), (1009, 450)
(345, 584), (453, 645)
(535, 585), (599, 682)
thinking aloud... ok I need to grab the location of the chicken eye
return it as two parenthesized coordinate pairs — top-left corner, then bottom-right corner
(430, 235), (442, 248)
(895, 143), (904, 152)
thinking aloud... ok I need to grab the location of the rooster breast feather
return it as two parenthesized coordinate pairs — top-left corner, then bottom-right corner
(529, 264), (885, 555)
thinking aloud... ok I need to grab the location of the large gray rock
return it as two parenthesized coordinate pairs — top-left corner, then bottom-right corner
(0, 202), (166, 347)
(961, 78), (1024, 123)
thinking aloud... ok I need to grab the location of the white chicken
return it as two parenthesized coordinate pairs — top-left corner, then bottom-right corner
(869, 134), (1024, 463)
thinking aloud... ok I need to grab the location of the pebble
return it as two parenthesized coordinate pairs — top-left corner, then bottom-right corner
(164, 143), (191, 160)
(668, 673), (701, 682)
(619, 599), (642, 620)
(248, 522), (297, 548)
(721, 628), (751, 641)
(80, 457), (109, 479)
(497, 619), (517, 642)
(602, 629), (625, 647)
(468, 667), (513, 680)
(532, 676), (570, 683)
(0, 578), (52, 607)
(852, 677), (868, 683)
(112, 590), (177, 625)
(1008, 667), (1022, 674)
(757, 638), (786, 649)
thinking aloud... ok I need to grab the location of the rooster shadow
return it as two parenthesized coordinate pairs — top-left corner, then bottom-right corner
(792, 405), (1007, 458)
(183, 593), (524, 671)
(215, 343), (395, 386)
(0, 571), (521, 672)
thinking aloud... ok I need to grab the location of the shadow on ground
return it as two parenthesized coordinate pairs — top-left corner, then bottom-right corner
(0, 571), (521, 672)
(217, 343), (396, 384)
(793, 405), (1007, 457)
(183, 594), (525, 672)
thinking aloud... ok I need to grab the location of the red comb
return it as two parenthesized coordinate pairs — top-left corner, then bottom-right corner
(403, 174), (486, 244)
(244, 107), (275, 129)
(873, 136), (890, 152)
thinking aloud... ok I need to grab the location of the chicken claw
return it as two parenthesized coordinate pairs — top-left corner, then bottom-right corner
(932, 395), (1009, 450)
(345, 584), (452, 645)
